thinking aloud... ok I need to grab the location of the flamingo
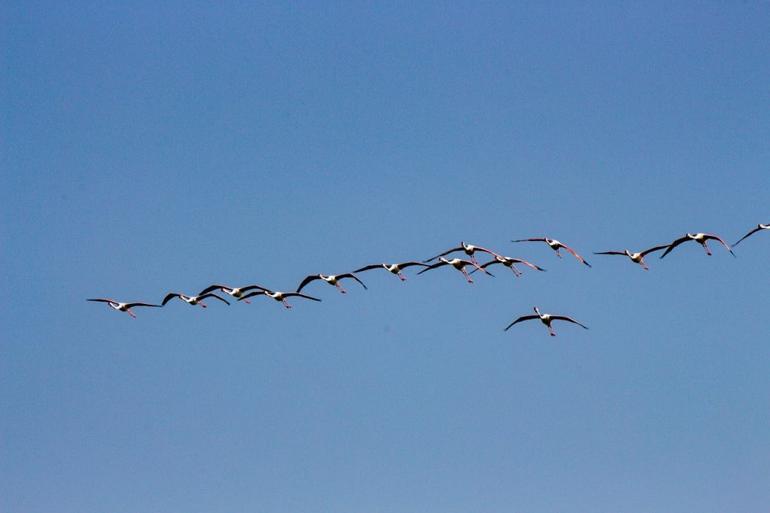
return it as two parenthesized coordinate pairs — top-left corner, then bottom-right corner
(512, 237), (591, 267)
(162, 292), (230, 308)
(424, 241), (502, 266)
(296, 273), (367, 294)
(198, 284), (263, 304)
(593, 244), (669, 270)
(87, 298), (161, 318)
(659, 233), (735, 259)
(353, 261), (430, 281)
(504, 307), (588, 337)
(238, 287), (321, 309)
(733, 223), (770, 247)
(470, 255), (546, 277)
(417, 257), (493, 283)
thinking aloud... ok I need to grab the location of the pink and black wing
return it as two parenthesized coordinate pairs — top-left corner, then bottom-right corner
(659, 236), (689, 259)
(703, 234), (736, 256)
(639, 244), (670, 257)
(423, 246), (462, 263)
(465, 258), (494, 276)
(733, 226), (763, 247)
(198, 284), (227, 295)
(560, 243), (591, 267)
(199, 293), (230, 305)
(469, 259), (501, 274)
(470, 245), (503, 259)
(512, 237), (546, 243)
(161, 293), (181, 305)
(296, 275), (322, 293)
(551, 315), (589, 329)
(504, 315), (539, 331)
(284, 292), (322, 302)
(417, 261), (449, 274)
(238, 290), (267, 301)
(338, 273), (368, 290)
(512, 258), (546, 271)
(353, 264), (384, 273)
(87, 298), (116, 305)
(240, 284), (268, 293)
(125, 302), (162, 309)
(398, 261), (430, 269)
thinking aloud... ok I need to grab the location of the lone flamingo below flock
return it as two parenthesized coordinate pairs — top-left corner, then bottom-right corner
(504, 307), (589, 337)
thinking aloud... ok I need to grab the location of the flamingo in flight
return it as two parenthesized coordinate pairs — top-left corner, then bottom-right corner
(504, 307), (588, 337)
(238, 286), (321, 309)
(198, 284), (263, 304)
(470, 255), (546, 277)
(659, 233), (736, 259)
(417, 257), (493, 283)
(512, 237), (592, 267)
(353, 261), (430, 281)
(593, 244), (669, 270)
(87, 298), (162, 318)
(424, 242), (502, 266)
(162, 292), (230, 308)
(296, 273), (367, 294)
(733, 223), (770, 247)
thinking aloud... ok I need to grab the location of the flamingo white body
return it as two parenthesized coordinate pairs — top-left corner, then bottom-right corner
(504, 306), (588, 337)
(734, 223), (770, 247)
(239, 287), (321, 309)
(87, 298), (161, 318)
(593, 244), (668, 270)
(512, 237), (591, 267)
(424, 241), (502, 266)
(296, 273), (367, 294)
(354, 261), (429, 281)
(162, 292), (230, 308)
(659, 233), (735, 259)
(417, 257), (492, 283)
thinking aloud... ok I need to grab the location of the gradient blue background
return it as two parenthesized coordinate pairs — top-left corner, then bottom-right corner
(2, 2), (769, 512)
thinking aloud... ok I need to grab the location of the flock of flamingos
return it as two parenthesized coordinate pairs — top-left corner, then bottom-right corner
(89, 222), (768, 336)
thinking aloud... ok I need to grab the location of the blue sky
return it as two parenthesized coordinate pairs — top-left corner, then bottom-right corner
(2, 2), (769, 512)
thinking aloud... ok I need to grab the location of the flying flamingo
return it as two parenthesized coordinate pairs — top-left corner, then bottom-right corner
(512, 237), (591, 267)
(424, 242), (503, 266)
(87, 298), (162, 318)
(239, 287), (321, 309)
(593, 244), (669, 270)
(417, 257), (493, 283)
(659, 233), (735, 259)
(198, 284), (263, 304)
(353, 261), (430, 281)
(296, 273), (367, 294)
(504, 307), (588, 336)
(470, 255), (546, 277)
(162, 292), (230, 308)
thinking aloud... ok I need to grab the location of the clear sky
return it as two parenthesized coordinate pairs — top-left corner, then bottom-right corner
(2, 2), (769, 512)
